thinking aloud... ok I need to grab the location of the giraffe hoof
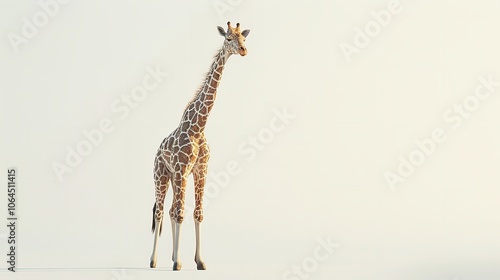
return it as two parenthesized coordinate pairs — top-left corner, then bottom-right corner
(173, 262), (182, 271)
(150, 260), (156, 268)
(196, 261), (206, 270)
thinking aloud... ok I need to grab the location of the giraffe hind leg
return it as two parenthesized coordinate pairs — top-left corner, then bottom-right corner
(151, 202), (165, 235)
(150, 204), (161, 268)
(150, 169), (169, 268)
(150, 191), (167, 268)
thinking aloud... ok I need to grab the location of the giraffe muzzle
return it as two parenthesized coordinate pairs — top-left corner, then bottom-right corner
(238, 46), (247, 56)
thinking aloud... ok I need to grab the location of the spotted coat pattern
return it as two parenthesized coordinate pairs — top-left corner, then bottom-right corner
(149, 22), (249, 271)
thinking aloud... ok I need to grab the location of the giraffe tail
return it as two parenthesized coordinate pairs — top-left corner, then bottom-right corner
(151, 202), (163, 236)
(151, 203), (156, 233)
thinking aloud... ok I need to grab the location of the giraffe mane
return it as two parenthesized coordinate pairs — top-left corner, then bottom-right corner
(184, 47), (223, 110)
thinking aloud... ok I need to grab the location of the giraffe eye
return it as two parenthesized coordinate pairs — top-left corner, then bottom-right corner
(227, 38), (232, 42)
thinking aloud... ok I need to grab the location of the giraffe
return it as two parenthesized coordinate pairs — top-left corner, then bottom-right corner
(149, 22), (250, 271)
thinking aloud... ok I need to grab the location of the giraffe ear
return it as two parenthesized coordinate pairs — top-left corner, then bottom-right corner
(217, 26), (226, 37)
(241, 29), (250, 38)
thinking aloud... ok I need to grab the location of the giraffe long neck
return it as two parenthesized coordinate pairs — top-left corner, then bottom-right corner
(179, 47), (230, 134)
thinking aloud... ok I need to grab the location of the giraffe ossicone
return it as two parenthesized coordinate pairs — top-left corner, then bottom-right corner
(149, 21), (250, 271)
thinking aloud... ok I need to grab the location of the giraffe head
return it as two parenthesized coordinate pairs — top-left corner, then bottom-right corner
(217, 21), (250, 56)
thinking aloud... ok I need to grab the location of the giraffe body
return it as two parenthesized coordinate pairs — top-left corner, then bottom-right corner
(149, 22), (250, 270)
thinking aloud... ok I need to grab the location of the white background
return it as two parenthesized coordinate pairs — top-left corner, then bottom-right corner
(1, 0), (500, 279)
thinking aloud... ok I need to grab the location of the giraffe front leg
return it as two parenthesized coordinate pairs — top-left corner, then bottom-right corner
(194, 220), (206, 270)
(170, 217), (183, 271)
(193, 164), (207, 270)
(170, 176), (187, 271)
